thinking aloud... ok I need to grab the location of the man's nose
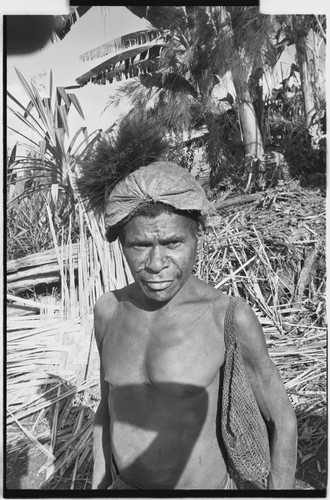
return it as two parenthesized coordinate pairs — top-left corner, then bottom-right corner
(145, 245), (169, 272)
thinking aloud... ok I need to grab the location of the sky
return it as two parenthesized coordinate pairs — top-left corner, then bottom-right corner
(6, 6), (150, 149)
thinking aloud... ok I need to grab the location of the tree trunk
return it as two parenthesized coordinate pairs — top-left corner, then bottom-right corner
(292, 15), (316, 128)
(232, 69), (264, 158)
(225, 6), (264, 159)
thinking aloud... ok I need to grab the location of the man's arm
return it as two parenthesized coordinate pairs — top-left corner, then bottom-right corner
(234, 301), (297, 489)
(92, 365), (113, 489)
(92, 297), (114, 489)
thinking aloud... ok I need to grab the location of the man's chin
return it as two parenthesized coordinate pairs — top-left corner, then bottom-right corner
(139, 282), (179, 306)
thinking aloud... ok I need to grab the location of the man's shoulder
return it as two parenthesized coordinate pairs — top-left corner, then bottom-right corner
(193, 276), (230, 307)
(94, 291), (114, 316)
(94, 284), (135, 348)
(212, 291), (254, 324)
(189, 277), (233, 328)
(94, 283), (135, 317)
(192, 278), (255, 322)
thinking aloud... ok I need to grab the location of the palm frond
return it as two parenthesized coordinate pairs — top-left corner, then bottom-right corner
(140, 72), (198, 98)
(104, 79), (146, 109)
(8, 71), (103, 213)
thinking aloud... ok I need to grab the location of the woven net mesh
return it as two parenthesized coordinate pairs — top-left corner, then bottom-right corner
(219, 296), (271, 482)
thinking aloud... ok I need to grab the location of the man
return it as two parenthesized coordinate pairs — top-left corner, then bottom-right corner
(88, 160), (297, 490)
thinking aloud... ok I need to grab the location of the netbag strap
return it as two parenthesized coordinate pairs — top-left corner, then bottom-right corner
(223, 296), (241, 347)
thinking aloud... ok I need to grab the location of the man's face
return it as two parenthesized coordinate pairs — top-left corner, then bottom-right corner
(121, 211), (199, 306)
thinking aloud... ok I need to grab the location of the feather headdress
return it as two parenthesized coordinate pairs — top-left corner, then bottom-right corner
(77, 109), (212, 242)
(76, 110), (168, 215)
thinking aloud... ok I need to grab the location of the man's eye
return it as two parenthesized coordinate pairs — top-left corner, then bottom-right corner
(166, 241), (181, 248)
(131, 242), (153, 249)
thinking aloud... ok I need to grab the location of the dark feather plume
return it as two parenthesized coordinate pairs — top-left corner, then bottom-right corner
(76, 110), (168, 215)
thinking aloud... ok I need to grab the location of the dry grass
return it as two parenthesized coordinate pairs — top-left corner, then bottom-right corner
(6, 184), (326, 490)
(198, 184), (326, 489)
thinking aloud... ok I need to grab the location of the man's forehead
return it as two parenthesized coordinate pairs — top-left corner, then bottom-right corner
(125, 212), (191, 238)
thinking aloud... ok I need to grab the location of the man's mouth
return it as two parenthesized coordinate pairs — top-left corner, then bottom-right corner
(143, 280), (174, 291)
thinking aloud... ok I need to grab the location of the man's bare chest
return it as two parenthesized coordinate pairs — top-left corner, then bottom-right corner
(101, 303), (225, 390)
